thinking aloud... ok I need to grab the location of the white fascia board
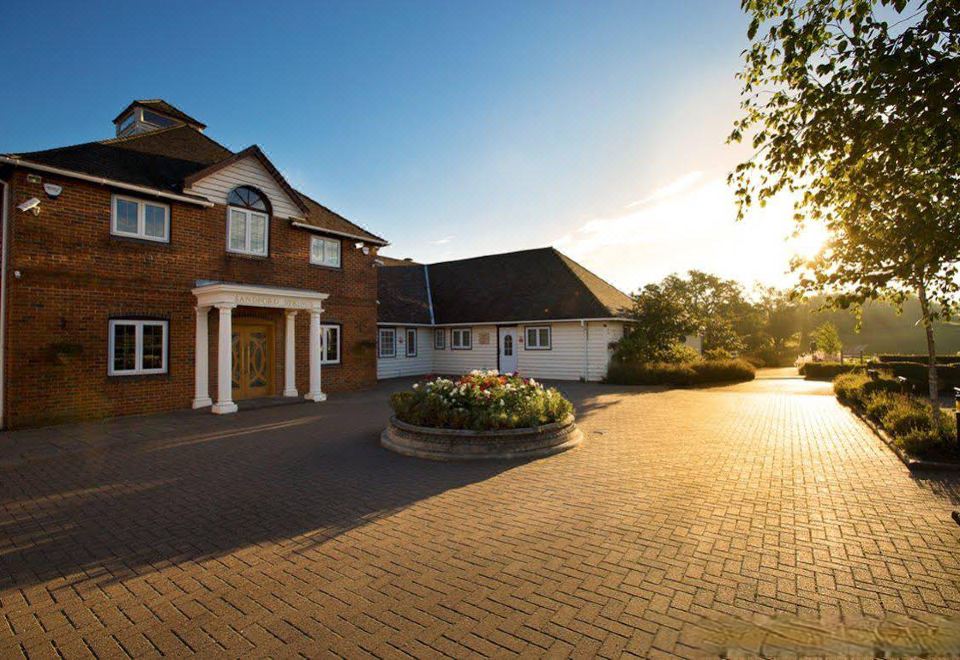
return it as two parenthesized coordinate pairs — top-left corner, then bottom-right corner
(0, 156), (215, 207)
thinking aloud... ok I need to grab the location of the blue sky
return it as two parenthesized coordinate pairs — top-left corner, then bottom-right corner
(0, 1), (813, 291)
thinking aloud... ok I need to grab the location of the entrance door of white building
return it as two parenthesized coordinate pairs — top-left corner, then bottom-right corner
(499, 327), (518, 374)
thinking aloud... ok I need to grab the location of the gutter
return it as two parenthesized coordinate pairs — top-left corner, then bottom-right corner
(0, 156), (215, 207)
(0, 180), (7, 428)
(290, 221), (390, 246)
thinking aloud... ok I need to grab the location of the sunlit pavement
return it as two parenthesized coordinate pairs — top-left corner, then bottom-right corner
(1, 370), (959, 656)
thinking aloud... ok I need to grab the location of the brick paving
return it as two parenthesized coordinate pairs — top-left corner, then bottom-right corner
(1, 371), (959, 657)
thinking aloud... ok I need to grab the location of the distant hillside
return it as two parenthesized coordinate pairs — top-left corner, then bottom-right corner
(804, 298), (960, 355)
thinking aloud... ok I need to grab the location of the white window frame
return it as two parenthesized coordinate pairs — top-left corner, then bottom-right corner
(451, 328), (472, 350)
(310, 236), (342, 268)
(108, 319), (168, 376)
(434, 328), (445, 350)
(111, 195), (170, 243)
(227, 207), (269, 256)
(379, 328), (396, 358)
(525, 325), (552, 350)
(405, 328), (417, 357)
(321, 324), (341, 365)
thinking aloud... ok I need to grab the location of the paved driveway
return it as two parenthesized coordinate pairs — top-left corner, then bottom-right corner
(1, 372), (959, 657)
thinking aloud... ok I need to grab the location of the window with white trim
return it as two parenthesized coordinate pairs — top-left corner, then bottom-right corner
(451, 328), (472, 350)
(321, 324), (340, 364)
(379, 328), (396, 358)
(434, 328), (445, 349)
(108, 319), (168, 375)
(111, 195), (170, 242)
(406, 328), (417, 357)
(227, 186), (269, 256)
(525, 326), (551, 350)
(310, 236), (341, 268)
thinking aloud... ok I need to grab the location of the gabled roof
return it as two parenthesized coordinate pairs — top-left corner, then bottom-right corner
(183, 145), (309, 215)
(113, 99), (207, 130)
(3, 116), (386, 244)
(377, 247), (633, 325)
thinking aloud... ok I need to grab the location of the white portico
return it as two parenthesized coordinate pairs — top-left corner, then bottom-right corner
(192, 282), (329, 414)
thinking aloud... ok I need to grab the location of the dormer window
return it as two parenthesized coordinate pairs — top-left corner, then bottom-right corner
(227, 186), (270, 256)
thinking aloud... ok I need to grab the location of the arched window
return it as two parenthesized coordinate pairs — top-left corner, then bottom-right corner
(227, 186), (270, 212)
(226, 186), (270, 256)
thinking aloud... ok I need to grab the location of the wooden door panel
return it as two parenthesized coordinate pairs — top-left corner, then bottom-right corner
(231, 323), (273, 400)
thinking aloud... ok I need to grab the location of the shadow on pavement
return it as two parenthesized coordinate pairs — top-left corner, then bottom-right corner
(0, 382), (521, 591)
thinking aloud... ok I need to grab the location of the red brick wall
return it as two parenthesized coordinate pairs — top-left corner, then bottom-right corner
(3, 170), (380, 428)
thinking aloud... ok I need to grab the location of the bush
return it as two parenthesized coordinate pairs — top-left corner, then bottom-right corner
(832, 372), (901, 408)
(606, 359), (755, 386)
(663, 342), (702, 364)
(880, 396), (936, 437)
(833, 373), (959, 461)
(800, 362), (860, 380)
(389, 370), (573, 431)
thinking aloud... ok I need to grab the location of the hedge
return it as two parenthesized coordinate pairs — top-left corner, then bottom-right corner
(798, 362), (861, 380)
(606, 359), (756, 386)
(868, 361), (960, 393)
(876, 354), (960, 365)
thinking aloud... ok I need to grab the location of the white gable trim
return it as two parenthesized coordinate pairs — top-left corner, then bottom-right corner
(184, 155), (305, 220)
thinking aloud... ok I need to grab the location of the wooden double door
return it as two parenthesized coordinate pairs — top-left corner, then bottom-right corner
(231, 322), (274, 400)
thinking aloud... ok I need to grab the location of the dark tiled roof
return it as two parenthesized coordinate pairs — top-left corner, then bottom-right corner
(113, 99), (207, 129)
(377, 247), (633, 324)
(296, 192), (388, 245)
(377, 264), (433, 325)
(10, 126), (229, 193)
(5, 123), (385, 243)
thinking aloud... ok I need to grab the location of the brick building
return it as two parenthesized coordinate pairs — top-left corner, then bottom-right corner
(0, 100), (388, 429)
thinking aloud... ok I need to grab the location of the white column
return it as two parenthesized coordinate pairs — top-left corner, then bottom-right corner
(212, 303), (238, 414)
(192, 306), (212, 408)
(284, 310), (299, 397)
(305, 307), (326, 402)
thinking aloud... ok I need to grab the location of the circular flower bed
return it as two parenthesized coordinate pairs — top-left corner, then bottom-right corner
(382, 370), (582, 460)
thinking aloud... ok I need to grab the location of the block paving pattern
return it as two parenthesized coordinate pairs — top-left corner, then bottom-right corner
(1, 374), (959, 657)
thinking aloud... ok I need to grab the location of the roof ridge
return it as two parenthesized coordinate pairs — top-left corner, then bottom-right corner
(425, 246), (554, 267)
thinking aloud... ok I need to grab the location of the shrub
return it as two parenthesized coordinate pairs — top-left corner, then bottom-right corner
(663, 342), (702, 364)
(864, 392), (899, 422)
(833, 373), (959, 461)
(895, 413), (957, 459)
(605, 359), (755, 386)
(880, 397), (936, 437)
(389, 370), (573, 431)
(833, 372), (869, 405)
(832, 372), (900, 407)
(799, 362), (860, 380)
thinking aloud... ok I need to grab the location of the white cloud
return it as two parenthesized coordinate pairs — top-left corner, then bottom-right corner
(430, 235), (455, 246)
(554, 172), (816, 293)
(625, 171), (704, 209)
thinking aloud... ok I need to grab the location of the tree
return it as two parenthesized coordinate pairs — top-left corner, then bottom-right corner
(660, 271), (761, 355)
(614, 283), (696, 363)
(730, 0), (960, 419)
(811, 321), (843, 356)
